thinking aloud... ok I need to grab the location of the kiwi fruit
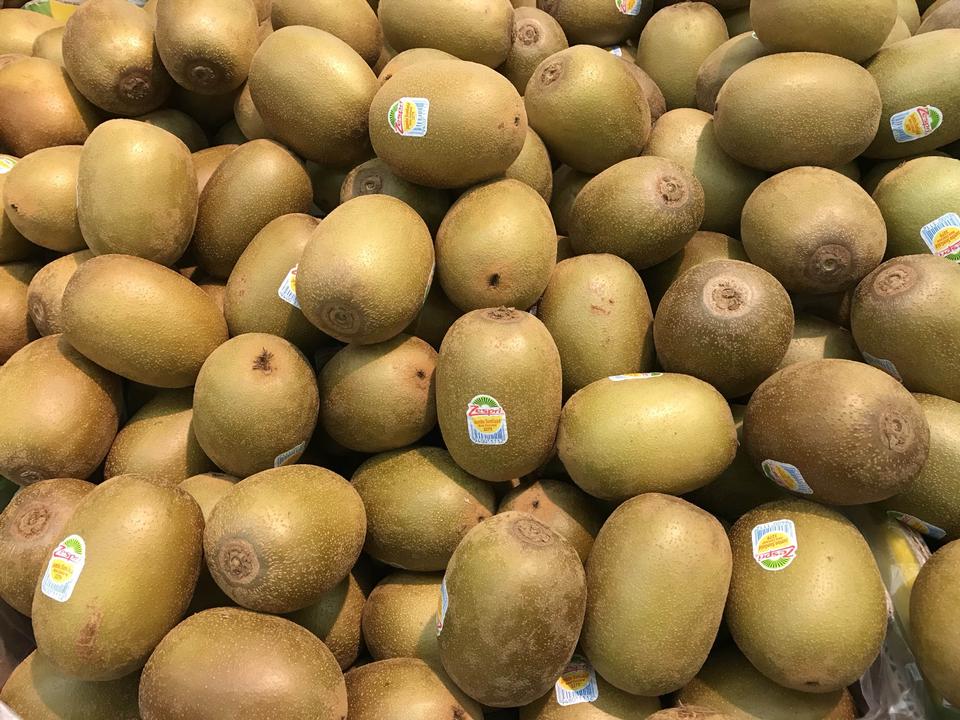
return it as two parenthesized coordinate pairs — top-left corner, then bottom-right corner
(192, 144), (237, 193)
(156, 0), (259, 95)
(436, 308), (562, 482)
(437, 178), (556, 312)
(919, 0), (960, 31)
(298, 195), (434, 344)
(139, 607), (348, 720)
(641, 231), (749, 310)
(0, 335), (121, 485)
(0, 260), (39, 363)
(882, 14), (914, 44)
(0, 9), (59, 56)
(353, 447), (495, 571)
(538, 254), (655, 397)
(31, 26), (65, 67)
(505, 126), (554, 201)
(62, 0), (171, 115)
(744, 359), (930, 504)
(224, 213), (329, 351)
(136, 108), (209, 152)
(192, 333), (319, 478)
(346, 657), (483, 720)
(550, 165), (592, 236)
(582, 493), (731, 696)
(78, 119), (198, 265)
(438, 512), (586, 707)
(318, 335), (437, 453)
(525, 45), (651, 174)
(0, 156), (36, 263)
(519, 666), (662, 719)
(773, 313), (861, 373)
(0, 57), (100, 157)
(899, 0), (923, 30)
(499, 479), (604, 562)
(2, 144), (83, 251)
(713, 53), (882, 171)
(32, 475), (204, 681)
(568, 156), (705, 269)
(231, 83), (267, 140)
(192, 138), (313, 279)
(557, 373), (737, 501)
(170, 84), (240, 131)
(724, 7), (752, 34)
(741, 167), (887, 294)
(726, 499), (888, 693)
(696, 31), (769, 113)
(377, 47), (458, 84)
(910, 539), (960, 706)
(0, 478), (93, 616)
(286, 573), (366, 670)
(871, 155), (960, 258)
(271, 0), (382, 65)
(642, 108), (766, 236)
(536, 0), (652, 46)
(249, 26), (378, 166)
(650, 709), (735, 720)
(500, 7), (568, 94)
(624, 61), (667, 124)
(751, 0), (897, 61)
(370, 59), (527, 188)
(636, 3), (729, 110)
(851, 255), (960, 401)
(341, 158), (451, 234)
(1, 651), (140, 720)
(404, 283), (463, 350)
(104, 388), (214, 485)
(378, 0), (514, 67)
(677, 646), (858, 720)
(361, 571), (443, 666)
(62, 254), (228, 387)
(863, 30), (960, 158)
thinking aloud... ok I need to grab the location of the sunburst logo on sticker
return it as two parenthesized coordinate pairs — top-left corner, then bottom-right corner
(388, 97), (430, 137)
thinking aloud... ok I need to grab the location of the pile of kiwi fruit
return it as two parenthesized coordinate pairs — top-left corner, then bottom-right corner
(0, 0), (959, 717)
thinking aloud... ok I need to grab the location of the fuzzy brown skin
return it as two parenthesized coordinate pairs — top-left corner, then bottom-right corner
(379, 0), (513, 67)
(0, 9), (59, 56)
(272, 0), (382, 65)
(346, 658), (483, 720)
(32, 476), (204, 681)
(773, 313), (861, 373)
(192, 139), (312, 279)
(298, 195), (434, 344)
(2, 145), (84, 252)
(0, 159), (36, 263)
(500, 8), (568, 94)
(0, 58), (100, 157)
(371, 59), (526, 188)
(178, 472), (238, 520)
(31, 25), (64, 67)
(505, 127), (554, 202)
(437, 179), (556, 312)
(0, 478), (93, 616)
(437, 308), (561, 482)
(569, 156), (704, 269)
(405, 283), (463, 351)
(361, 571), (443, 667)
(918, 0), (960, 31)
(582, 494), (731, 697)
(649, 709), (735, 720)
(104, 388), (215, 486)
(1, 651), (141, 720)
(643, 108), (765, 236)
(537, 0), (651, 46)
(224, 213), (328, 352)
(286, 573), (366, 670)
(192, 333), (318, 478)
(678, 645), (858, 720)
(62, 0), (171, 116)
(499, 479), (604, 563)
(136, 109), (209, 152)
(744, 359), (929, 504)
(0, 260), (39, 363)
(654, 259), (794, 398)
(714, 53), (881, 172)
(851, 255), (960, 402)
(353, 447), (495, 570)
(696, 32), (768, 113)
(727, 499), (887, 693)
(62, 254), (228, 388)
(438, 512), (586, 707)
(0, 335), (121, 485)
(342, 158), (451, 234)
(525, 46), (650, 174)
(203, 464), (366, 613)
(191, 144), (237, 193)
(910, 540), (960, 706)
(549, 165), (591, 236)
(539, 254), (655, 397)
(557, 373), (736, 501)
(232, 83), (269, 139)
(863, 30), (960, 159)
(139, 607), (348, 720)
(377, 47), (457, 84)
(519, 672), (661, 719)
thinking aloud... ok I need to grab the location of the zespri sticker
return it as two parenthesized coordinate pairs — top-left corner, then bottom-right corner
(466, 395), (508, 445)
(762, 460), (814, 494)
(277, 265), (301, 309)
(861, 351), (903, 382)
(887, 511), (947, 541)
(920, 212), (960, 262)
(436, 577), (449, 636)
(752, 519), (798, 572)
(388, 97), (430, 137)
(41, 535), (86, 602)
(608, 372), (663, 381)
(890, 105), (943, 143)
(274, 440), (306, 468)
(555, 655), (600, 706)
(615, 0), (644, 16)
(0, 156), (16, 174)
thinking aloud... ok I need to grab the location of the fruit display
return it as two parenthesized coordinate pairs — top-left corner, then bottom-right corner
(0, 0), (958, 718)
